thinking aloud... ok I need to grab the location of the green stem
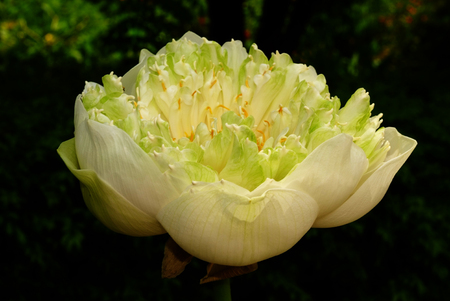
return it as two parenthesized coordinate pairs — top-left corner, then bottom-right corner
(212, 279), (232, 301)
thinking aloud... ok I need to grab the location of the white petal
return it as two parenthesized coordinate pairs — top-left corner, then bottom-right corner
(280, 133), (368, 217)
(156, 31), (205, 56)
(58, 139), (165, 236)
(180, 31), (205, 45)
(157, 180), (318, 266)
(74, 97), (181, 217)
(222, 39), (248, 74)
(313, 128), (417, 228)
(122, 49), (154, 95)
(74, 94), (88, 129)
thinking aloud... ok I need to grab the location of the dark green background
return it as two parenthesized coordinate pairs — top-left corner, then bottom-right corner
(1, 0), (448, 300)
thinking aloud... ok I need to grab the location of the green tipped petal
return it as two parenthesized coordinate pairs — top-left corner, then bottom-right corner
(102, 72), (124, 95)
(202, 127), (235, 173)
(177, 161), (218, 183)
(338, 88), (372, 135)
(81, 82), (106, 110)
(219, 136), (265, 191)
(157, 181), (318, 266)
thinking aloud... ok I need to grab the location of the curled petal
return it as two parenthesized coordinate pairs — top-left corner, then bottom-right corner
(74, 97), (182, 217)
(58, 139), (165, 236)
(313, 127), (417, 228)
(157, 180), (318, 266)
(281, 133), (368, 217)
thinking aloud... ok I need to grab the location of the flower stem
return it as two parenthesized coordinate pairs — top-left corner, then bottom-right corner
(212, 279), (232, 301)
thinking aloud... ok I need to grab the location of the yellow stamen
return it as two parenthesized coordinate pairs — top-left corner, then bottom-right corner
(257, 142), (263, 152)
(210, 79), (217, 89)
(264, 120), (271, 127)
(257, 130), (266, 142)
(217, 104), (230, 110)
(256, 131), (266, 151)
(241, 107), (249, 118)
(192, 90), (197, 97)
(178, 98), (181, 110)
(278, 104), (284, 114)
(206, 106), (213, 114)
(136, 87), (141, 101)
(161, 81), (167, 92)
(235, 93), (242, 101)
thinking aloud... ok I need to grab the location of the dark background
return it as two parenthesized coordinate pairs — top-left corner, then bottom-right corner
(1, 0), (449, 300)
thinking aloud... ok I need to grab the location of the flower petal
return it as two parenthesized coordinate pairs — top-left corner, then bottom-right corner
(156, 31), (205, 56)
(222, 39), (248, 75)
(219, 135), (266, 191)
(122, 49), (154, 96)
(280, 133), (369, 217)
(313, 128), (417, 227)
(157, 180), (318, 266)
(202, 127), (235, 173)
(57, 138), (165, 236)
(74, 97), (181, 216)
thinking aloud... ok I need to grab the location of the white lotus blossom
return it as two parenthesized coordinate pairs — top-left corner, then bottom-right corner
(58, 32), (416, 266)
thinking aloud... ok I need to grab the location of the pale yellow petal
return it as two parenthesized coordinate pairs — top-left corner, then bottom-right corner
(281, 133), (368, 217)
(122, 49), (154, 95)
(58, 139), (165, 236)
(313, 128), (417, 227)
(157, 181), (318, 266)
(74, 97), (182, 216)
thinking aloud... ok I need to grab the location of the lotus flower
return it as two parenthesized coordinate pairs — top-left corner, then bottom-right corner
(57, 32), (416, 267)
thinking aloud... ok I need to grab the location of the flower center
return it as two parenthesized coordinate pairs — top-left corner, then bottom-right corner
(81, 36), (390, 191)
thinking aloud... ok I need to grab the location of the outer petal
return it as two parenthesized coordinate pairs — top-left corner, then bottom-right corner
(280, 133), (369, 217)
(157, 180), (318, 266)
(57, 138), (166, 236)
(313, 128), (417, 228)
(74, 97), (183, 217)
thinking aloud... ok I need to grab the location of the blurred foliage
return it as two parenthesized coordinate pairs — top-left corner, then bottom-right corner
(351, 0), (439, 67)
(0, 0), (109, 65)
(1, 0), (449, 300)
(0, 0), (208, 68)
(242, 0), (264, 46)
